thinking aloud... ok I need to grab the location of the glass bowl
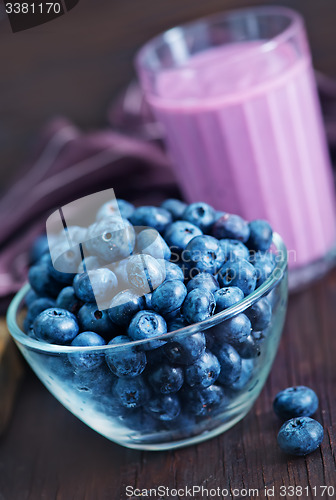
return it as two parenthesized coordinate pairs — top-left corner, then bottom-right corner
(7, 233), (288, 450)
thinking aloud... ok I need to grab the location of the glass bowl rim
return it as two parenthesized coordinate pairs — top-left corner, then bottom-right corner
(6, 232), (287, 354)
(135, 5), (304, 74)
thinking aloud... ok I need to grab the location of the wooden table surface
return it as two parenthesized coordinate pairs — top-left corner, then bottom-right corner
(1, 1), (336, 499)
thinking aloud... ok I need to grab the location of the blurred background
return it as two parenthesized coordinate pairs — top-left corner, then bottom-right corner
(0, 0), (335, 189)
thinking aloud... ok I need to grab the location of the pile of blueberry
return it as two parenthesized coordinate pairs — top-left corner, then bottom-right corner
(274, 386), (324, 456)
(24, 198), (278, 439)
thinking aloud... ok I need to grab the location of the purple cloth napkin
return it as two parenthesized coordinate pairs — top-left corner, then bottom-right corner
(0, 75), (335, 301)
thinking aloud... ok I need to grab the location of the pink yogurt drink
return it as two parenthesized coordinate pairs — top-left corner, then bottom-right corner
(136, 7), (336, 269)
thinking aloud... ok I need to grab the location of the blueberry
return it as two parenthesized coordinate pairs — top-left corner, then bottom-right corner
(119, 407), (159, 432)
(29, 234), (49, 264)
(114, 376), (150, 408)
(213, 314), (251, 351)
(130, 206), (172, 234)
(249, 251), (276, 287)
(160, 199), (187, 221)
(126, 254), (165, 294)
(164, 332), (206, 365)
(247, 220), (273, 252)
(156, 259), (184, 282)
(85, 216), (135, 263)
(277, 417), (324, 456)
(164, 221), (203, 253)
(25, 297), (56, 328)
(214, 287), (244, 312)
(273, 386), (319, 421)
(128, 310), (167, 349)
(25, 289), (39, 307)
(68, 331), (106, 370)
(33, 308), (79, 344)
(48, 241), (82, 283)
(77, 255), (103, 273)
(185, 350), (220, 388)
(105, 335), (147, 378)
(183, 385), (228, 416)
(235, 334), (261, 359)
(73, 268), (118, 306)
(212, 214), (250, 242)
(151, 280), (187, 315)
(136, 228), (171, 260)
(96, 198), (135, 220)
(214, 343), (242, 386)
(108, 289), (145, 326)
(56, 286), (82, 315)
(229, 359), (254, 391)
(218, 259), (257, 296)
(245, 297), (272, 330)
(146, 394), (181, 421)
(147, 363), (184, 394)
(110, 257), (130, 287)
(182, 289), (216, 324)
(73, 363), (116, 400)
(219, 239), (249, 262)
(77, 303), (116, 339)
(186, 272), (219, 295)
(28, 261), (63, 298)
(183, 235), (224, 275)
(182, 202), (216, 232)
(167, 315), (188, 332)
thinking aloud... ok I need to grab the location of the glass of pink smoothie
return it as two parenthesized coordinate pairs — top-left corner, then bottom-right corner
(136, 7), (336, 287)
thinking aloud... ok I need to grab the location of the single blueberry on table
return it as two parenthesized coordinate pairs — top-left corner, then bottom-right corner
(96, 198), (135, 221)
(151, 279), (187, 315)
(182, 288), (216, 324)
(146, 394), (181, 422)
(128, 310), (167, 350)
(245, 297), (272, 330)
(108, 289), (145, 326)
(156, 259), (184, 282)
(247, 220), (273, 252)
(249, 251), (276, 287)
(183, 384), (228, 416)
(183, 235), (224, 275)
(114, 376), (150, 409)
(56, 286), (82, 315)
(182, 202), (216, 233)
(147, 363), (184, 394)
(218, 259), (257, 296)
(73, 268), (118, 306)
(130, 206), (172, 234)
(185, 350), (220, 388)
(77, 303), (117, 339)
(213, 343), (242, 387)
(212, 213), (250, 242)
(33, 308), (79, 344)
(164, 220), (203, 252)
(68, 331), (106, 371)
(85, 216), (135, 263)
(214, 287), (244, 313)
(160, 198), (187, 221)
(273, 386), (319, 421)
(105, 335), (147, 378)
(277, 417), (324, 456)
(136, 228), (171, 260)
(186, 272), (219, 295)
(164, 332), (206, 365)
(219, 239), (250, 263)
(126, 254), (165, 293)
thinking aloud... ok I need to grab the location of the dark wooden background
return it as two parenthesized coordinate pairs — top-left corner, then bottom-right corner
(0, 1), (336, 499)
